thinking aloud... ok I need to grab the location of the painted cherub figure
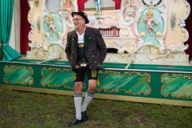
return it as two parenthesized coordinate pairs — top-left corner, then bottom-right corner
(62, 0), (74, 13)
(47, 15), (56, 33)
(137, 8), (165, 46)
(145, 10), (158, 33)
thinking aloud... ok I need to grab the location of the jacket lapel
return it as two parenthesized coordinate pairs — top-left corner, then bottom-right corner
(84, 28), (92, 50)
(71, 33), (78, 50)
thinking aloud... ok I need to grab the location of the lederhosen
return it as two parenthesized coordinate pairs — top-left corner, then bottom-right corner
(74, 41), (98, 82)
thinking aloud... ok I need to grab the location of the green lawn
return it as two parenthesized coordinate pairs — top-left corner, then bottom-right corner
(0, 88), (191, 128)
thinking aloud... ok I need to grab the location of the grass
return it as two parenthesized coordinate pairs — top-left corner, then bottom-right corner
(0, 88), (192, 128)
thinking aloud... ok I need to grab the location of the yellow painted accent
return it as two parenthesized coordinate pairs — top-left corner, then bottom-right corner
(1, 85), (191, 107)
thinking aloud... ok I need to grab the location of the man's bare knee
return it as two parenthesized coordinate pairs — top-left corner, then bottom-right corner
(88, 80), (97, 93)
(74, 82), (83, 93)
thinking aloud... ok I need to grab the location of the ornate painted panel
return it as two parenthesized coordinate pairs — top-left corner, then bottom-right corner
(97, 70), (151, 96)
(161, 73), (192, 99)
(3, 65), (34, 85)
(41, 67), (74, 89)
(27, 0), (191, 66)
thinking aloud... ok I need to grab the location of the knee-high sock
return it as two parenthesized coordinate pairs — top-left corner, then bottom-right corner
(81, 92), (94, 112)
(74, 93), (82, 120)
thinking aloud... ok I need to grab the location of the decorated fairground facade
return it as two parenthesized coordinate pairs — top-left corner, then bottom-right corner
(0, 0), (192, 107)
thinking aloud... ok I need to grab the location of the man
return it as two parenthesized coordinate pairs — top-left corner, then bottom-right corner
(65, 11), (107, 126)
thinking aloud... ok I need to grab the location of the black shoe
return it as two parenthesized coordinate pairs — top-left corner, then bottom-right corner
(68, 118), (82, 127)
(82, 111), (89, 121)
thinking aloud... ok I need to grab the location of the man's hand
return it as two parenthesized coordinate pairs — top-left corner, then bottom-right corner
(75, 65), (79, 69)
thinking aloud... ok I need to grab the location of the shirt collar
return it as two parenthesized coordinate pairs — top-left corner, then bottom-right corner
(76, 27), (86, 36)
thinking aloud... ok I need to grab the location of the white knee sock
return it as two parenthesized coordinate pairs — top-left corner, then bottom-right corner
(74, 93), (82, 120)
(81, 92), (94, 112)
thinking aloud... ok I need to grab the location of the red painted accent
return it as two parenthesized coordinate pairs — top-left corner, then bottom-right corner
(20, 0), (30, 54)
(77, 0), (88, 11)
(185, 1), (192, 56)
(113, 0), (121, 9)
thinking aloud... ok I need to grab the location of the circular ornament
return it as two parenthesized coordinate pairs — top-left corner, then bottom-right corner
(141, 0), (162, 6)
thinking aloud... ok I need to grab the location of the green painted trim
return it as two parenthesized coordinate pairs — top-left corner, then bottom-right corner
(0, 60), (192, 107)
(1, 60), (192, 72)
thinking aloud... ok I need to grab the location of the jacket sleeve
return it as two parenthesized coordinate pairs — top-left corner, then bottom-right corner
(65, 33), (72, 65)
(96, 29), (107, 64)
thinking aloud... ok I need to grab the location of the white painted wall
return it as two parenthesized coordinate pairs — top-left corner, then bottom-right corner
(10, 0), (21, 53)
(10, 11), (16, 49)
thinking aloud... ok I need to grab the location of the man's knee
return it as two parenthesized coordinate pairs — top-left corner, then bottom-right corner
(74, 82), (83, 93)
(88, 80), (97, 92)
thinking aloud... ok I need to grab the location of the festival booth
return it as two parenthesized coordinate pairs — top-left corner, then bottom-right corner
(0, 0), (191, 107)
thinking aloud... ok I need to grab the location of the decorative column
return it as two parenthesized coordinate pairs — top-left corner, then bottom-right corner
(185, 1), (192, 58)
(20, 0), (30, 54)
(113, 0), (121, 9)
(77, 0), (88, 11)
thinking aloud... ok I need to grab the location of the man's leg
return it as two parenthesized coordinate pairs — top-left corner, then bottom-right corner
(81, 69), (98, 120)
(69, 67), (85, 126)
(81, 79), (97, 113)
(74, 82), (83, 120)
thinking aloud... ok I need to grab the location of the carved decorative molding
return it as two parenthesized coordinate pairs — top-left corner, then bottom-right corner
(27, 0), (191, 66)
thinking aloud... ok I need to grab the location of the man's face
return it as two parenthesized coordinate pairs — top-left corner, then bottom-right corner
(72, 15), (85, 28)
